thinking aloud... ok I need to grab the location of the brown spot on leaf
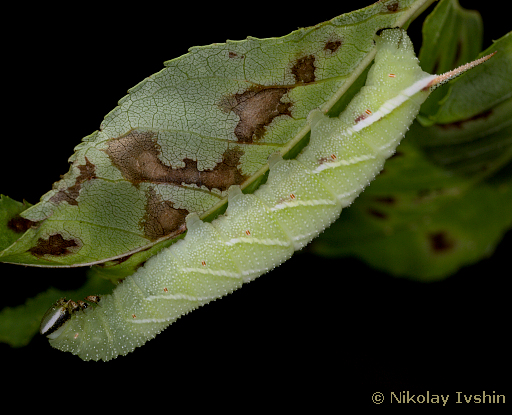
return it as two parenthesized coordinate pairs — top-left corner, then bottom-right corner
(141, 187), (188, 241)
(291, 55), (316, 84)
(428, 232), (456, 253)
(431, 60), (440, 76)
(219, 54), (316, 144)
(7, 215), (35, 233)
(205, 147), (247, 190)
(228, 51), (244, 59)
(324, 39), (342, 54)
(385, 1), (400, 12)
(106, 130), (248, 191)
(439, 110), (493, 129)
(219, 87), (292, 143)
(368, 208), (387, 219)
(455, 40), (463, 63)
(50, 157), (96, 206)
(373, 196), (396, 205)
(98, 253), (134, 267)
(29, 234), (80, 257)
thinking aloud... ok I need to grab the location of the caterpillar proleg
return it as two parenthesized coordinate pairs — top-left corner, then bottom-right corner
(45, 29), (494, 360)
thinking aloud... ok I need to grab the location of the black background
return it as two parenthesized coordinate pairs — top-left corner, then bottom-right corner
(0, 1), (509, 406)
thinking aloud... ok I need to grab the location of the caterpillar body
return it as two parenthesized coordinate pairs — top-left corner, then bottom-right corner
(44, 29), (494, 360)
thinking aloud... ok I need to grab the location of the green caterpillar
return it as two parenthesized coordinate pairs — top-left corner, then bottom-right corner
(41, 29), (494, 361)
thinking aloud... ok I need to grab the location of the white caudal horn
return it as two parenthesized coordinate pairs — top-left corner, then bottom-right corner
(427, 52), (497, 91)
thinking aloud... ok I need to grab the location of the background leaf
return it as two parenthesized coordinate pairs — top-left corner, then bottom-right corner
(310, 2), (512, 281)
(419, 0), (483, 73)
(417, 0), (484, 118)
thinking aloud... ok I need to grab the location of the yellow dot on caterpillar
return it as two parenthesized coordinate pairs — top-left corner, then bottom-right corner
(132, 314), (136, 319)
(388, 73), (396, 77)
(245, 230), (251, 236)
(330, 154), (337, 160)
(290, 193), (296, 200)
(365, 109), (372, 115)
(74, 333), (79, 339)
(201, 260), (206, 266)
(163, 287), (168, 293)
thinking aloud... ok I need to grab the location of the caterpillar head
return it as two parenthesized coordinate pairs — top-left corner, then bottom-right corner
(40, 296), (101, 339)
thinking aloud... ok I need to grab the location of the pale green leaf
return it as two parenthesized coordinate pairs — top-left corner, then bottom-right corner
(0, 0), (433, 268)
